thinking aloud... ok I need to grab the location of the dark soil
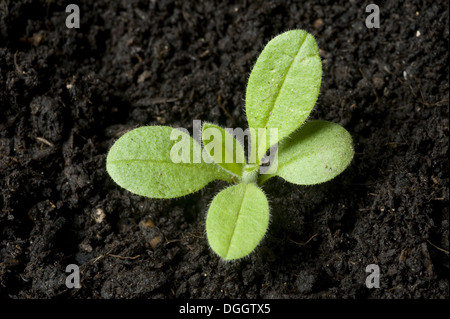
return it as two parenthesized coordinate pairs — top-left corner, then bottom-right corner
(1, 0), (448, 299)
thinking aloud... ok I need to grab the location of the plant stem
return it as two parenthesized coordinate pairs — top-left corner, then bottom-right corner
(242, 164), (258, 184)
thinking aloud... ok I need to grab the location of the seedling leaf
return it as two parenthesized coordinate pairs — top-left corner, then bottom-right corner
(269, 120), (354, 185)
(246, 29), (322, 152)
(106, 126), (232, 198)
(206, 183), (269, 260)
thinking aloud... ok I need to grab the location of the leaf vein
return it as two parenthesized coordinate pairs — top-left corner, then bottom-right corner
(224, 184), (249, 259)
(262, 35), (308, 128)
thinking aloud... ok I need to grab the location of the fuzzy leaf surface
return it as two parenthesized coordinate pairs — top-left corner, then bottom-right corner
(106, 126), (232, 198)
(206, 183), (269, 260)
(270, 120), (354, 185)
(246, 29), (322, 152)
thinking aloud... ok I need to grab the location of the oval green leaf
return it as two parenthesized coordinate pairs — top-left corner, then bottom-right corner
(106, 126), (232, 198)
(206, 183), (269, 260)
(246, 29), (322, 149)
(272, 120), (354, 185)
(202, 123), (246, 178)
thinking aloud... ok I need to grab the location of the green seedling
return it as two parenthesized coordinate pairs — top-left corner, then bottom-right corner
(106, 30), (354, 260)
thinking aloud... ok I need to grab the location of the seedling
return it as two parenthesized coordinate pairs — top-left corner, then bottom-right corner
(106, 30), (354, 260)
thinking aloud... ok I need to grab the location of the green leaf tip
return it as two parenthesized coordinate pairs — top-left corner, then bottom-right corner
(106, 125), (232, 199)
(206, 183), (269, 260)
(246, 29), (322, 147)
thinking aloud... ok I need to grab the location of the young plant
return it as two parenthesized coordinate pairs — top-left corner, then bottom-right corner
(106, 30), (354, 260)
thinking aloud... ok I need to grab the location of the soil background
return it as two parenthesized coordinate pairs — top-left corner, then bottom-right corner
(0, 0), (448, 299)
